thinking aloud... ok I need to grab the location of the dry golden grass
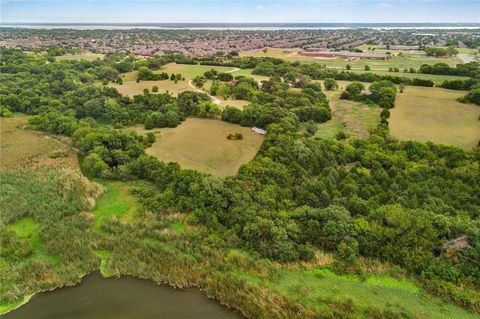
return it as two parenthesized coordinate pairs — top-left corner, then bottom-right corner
(56, 52), (104, 61)
(0, 117), (78, 171)
(111, 79), (191, 97)
(390, 87), (480, 150)
(144, 118), (264, 177)
(219, 99), (250, 109)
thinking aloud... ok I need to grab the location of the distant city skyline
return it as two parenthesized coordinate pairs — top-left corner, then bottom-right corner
(1, 0), (479, 24)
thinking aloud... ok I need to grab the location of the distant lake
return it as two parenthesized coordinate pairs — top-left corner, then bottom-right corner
(1, 23), (480, 30)
(4, 272), (242, 319)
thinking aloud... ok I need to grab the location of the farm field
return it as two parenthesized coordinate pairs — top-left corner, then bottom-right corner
(390, 87), (480, 150)
(0, 117), (78, 170)
(56, 52), (104, 61)
(144, 118), (264, 177)
(240, 47), (463, 70)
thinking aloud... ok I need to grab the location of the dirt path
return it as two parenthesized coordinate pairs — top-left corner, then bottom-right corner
(188, 80), (222, 105)
(226, 67), (241, 73)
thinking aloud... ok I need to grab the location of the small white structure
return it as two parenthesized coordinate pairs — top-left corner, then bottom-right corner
(252, 127), (267, 135)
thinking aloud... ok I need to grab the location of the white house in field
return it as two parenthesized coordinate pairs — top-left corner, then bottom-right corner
(252, 127), (267, 135)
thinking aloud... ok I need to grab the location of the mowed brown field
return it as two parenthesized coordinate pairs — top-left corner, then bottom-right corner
(390, 87), (480, 150)
(144, 118), (264, 177)
(0, 117), (79, 170)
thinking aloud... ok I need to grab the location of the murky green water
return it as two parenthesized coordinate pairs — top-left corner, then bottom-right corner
(4, 272), (242, 319)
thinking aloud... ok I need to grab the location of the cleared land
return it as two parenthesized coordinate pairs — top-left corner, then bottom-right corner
(390, 87), (480, 150)
(144, 118), (264, 177)
(316, 82), (380, 140)
(0, 117), (78, 170)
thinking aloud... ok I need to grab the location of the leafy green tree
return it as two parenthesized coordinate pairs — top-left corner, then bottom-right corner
(324, 78), (339, 91)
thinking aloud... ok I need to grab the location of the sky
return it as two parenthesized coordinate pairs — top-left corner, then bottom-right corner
(1, 0), (479, 24)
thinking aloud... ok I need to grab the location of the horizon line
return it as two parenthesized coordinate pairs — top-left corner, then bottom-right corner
(2, 22), (480, 24)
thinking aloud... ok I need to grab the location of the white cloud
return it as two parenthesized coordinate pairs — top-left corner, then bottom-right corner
(377, 2), (392, 8)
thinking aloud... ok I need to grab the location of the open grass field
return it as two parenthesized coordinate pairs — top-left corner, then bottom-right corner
(236, 266), (477, 319)
(240, 48), (466, 83)
(112, 63), (253, 97)
(56, 52), (104, 61)
(112, 78), (191, 97)
(316, 83), (381, 140)
(355, 44), (426, 55)
(229, 68), (270, 81)
(162, 63), (238, 78)
(111, 63), (254, 108)
(144, 118), (264, 177)
(0, 117), (78, 171)
(390, 87), (480, 150)
(348, 69), (468, 84)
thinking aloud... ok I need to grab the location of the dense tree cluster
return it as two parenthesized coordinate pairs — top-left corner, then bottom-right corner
(425, 47), (458, 57)
(122, 123), (480, 310)
(420, 62), (480, 78)
(340, 80), (397, 109)
(458, 88), (480, 106)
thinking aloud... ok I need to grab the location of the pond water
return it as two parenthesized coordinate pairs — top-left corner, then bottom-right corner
(4, 272), (242, 319)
